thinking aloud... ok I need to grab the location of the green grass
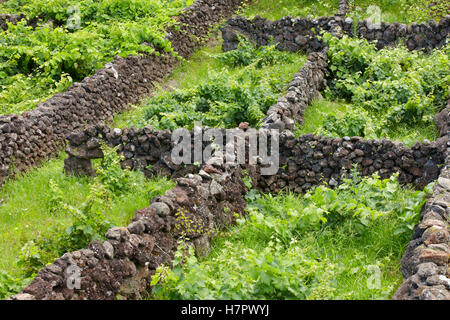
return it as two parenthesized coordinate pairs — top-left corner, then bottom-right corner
(294, 98), (353, 137)
(151, 173), (430, 300)
(0, 0), (195, 115)
(238, 0), (338, 20)
(238, 0), (445, 24)
(113, 36), (307, 130)
(293, 98), (440, 146)
(0, 152), (174, 279)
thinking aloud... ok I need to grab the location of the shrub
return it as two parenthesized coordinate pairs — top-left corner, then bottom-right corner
(323, 33), (449, 139)
(150, 170), (431, 299)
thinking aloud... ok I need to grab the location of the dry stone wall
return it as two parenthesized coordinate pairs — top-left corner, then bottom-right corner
(11, 148), (248, 300)
(0, 0), (248, 186)
(337, 0), (349, 17)
(12, 121), (448, 300)
(5, 0), (450, 300)
(221, 14), (450, 53)
(393, 107), (450, 300)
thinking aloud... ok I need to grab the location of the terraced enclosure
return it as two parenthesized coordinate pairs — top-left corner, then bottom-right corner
(0, 0), (449, 300)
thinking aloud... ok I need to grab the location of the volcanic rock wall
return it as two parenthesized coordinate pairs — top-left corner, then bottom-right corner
(393, 108), (450, 300)
(11, 148), (248, 300)
(221, 15), (450, 53)
(260, 49), (328, 131)
(0, 0), (248, 186)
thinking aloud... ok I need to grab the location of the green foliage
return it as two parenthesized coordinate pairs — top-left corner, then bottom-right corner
(0, 0), (193, 115)
(215, 35), (290, 68)
(0, 149), (174, 296)
(0, 271), (33, 300)
(96, 143), (133, 195)
(322, 33), (449, 140)
(150, 171), (431, 300)
(135, 37), (301, 130)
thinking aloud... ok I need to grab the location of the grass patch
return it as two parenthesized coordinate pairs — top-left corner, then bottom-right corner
(0, 150), (174, 298)
(150, 171), (431, 300)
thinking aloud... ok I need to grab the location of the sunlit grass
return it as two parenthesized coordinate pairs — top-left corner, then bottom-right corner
(113, 36), (307, 129)
(238, 0), (338, 20)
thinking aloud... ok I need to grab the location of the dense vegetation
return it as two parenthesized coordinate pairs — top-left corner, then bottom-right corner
(295, 33), (449, 145)
(0, 0), (447, 301)
(151, 170), (431, 300)
(240, 0), (449, 24)
(0, 0), (193, 114)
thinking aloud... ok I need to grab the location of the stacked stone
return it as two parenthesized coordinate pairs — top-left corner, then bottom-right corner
(394, 107), (450, 300)
(0, 0), (249, 186)
(261, 48), (328, 131)
(10, 147), (248, 300)
(252, 133), (446, 195)
(0, 13), (25, 30)
(434, 100), (450, 138)
(222, 15), (450, 53)
(63, 124), (219, 179)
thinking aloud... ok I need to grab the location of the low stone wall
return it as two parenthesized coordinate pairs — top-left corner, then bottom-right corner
(63, 124), (221, 179)
(251, 133), (447, 195)
(5, 0), (450, 300)
(11, 148), (248, 300)
(260, 48), (328, 131)
(435, 101), (450, 137)
(0, 0), (248, 186)
(221, 14), (450, 53)
(393, 108), (450, 300)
